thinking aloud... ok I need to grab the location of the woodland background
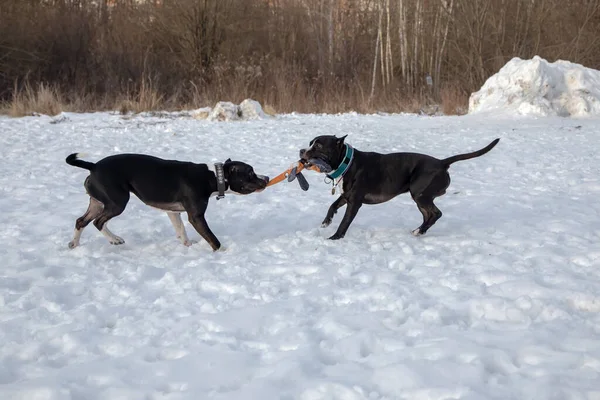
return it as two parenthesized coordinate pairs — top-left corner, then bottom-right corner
(1, 0), (600, 115)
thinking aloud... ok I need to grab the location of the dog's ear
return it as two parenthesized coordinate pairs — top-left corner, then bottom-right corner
(224, 158), (232, 164)
(337, 135), (348, 144)
(222, 162), (236, 178)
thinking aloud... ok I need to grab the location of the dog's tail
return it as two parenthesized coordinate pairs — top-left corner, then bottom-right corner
(441, 138), (500, 167)
(66, 153), (95, 171)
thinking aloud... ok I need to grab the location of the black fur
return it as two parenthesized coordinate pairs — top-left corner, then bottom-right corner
(66, 153), (268, 250)
(300, 136), (499, 239)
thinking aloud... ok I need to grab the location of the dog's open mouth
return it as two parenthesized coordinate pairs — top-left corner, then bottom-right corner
(302, 158), (333, 173)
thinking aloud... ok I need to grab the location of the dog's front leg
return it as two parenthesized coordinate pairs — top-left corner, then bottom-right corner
(329, 196), (363, 240)
(322, 196), (347, 228)
(188, 213), (221, 251)
(183, 199), (221, 251)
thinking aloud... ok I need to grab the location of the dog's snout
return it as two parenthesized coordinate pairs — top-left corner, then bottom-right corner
(257, 175), (269, 184)
(299, 149), (306, 158)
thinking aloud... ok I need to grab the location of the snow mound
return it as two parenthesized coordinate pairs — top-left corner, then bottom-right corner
(208, 101), (242, 121)
(469, 56), (600, 117)
(239, 98), (266, 120)
(207, 99), (267, 121)
(49, 112), (70, 124)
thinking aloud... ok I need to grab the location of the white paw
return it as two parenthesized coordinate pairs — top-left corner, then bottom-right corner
(183, 240), (193, 247)
(68, 240), (78, 249)
(110, 237), (125, 245)
(411, 228), (422, 237)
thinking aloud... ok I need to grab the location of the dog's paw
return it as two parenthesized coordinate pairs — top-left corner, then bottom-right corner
(411, 228), (422, 237)
(110, 237), (125, 245)
(68, 240), (78, 249)
(321, 218), (332, 228)
(328, 233), (344, 240)
(182, 240), (193, 247)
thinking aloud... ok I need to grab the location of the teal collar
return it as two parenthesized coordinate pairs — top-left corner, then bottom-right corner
(326, 144), (354, 180)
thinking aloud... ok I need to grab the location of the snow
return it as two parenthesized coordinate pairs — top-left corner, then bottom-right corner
(239, 99), (266, 120)
(469, 56), (600, 117)
(208, 101), (242, 121)
(207, 99), (267, 121)
(1, 110), (600, 399)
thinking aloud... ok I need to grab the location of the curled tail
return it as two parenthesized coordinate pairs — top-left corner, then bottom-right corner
(66, 153), (95, 171)
(441, 138), (500, 167)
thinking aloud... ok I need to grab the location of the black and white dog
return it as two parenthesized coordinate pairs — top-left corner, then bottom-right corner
(299, 136), (499, 240)
(66, 153), (269, 251)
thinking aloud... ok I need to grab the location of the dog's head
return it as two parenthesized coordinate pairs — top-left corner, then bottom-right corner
(223, 159), (269, 194)
(299, 135), (347, 172)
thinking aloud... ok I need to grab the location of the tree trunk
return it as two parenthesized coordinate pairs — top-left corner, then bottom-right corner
(370, 0), (382, 100)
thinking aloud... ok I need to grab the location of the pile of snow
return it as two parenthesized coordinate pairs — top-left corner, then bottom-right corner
(469, 56), (600, 117)
(208, 101), (241, 121)
(49, 112), (70, 124)
(239, 98), (266, 120)
(206, 98), (267, 121)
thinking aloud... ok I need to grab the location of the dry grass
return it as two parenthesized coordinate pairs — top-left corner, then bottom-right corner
(440, 84), (469, 115)
(263, 104), (277, 116)
(191, 109), (211, 120)
(5, 83), (64, 117)
(116, 78), (164, 115)
(0, 75), (459, 118)
(0, 85), (443, 117)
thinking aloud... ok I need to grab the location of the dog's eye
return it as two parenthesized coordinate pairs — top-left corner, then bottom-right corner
(314, 143), (322, 149)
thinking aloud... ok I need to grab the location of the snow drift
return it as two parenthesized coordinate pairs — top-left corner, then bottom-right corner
(469, 56), (600, 117)
(206, 99), (267, 121)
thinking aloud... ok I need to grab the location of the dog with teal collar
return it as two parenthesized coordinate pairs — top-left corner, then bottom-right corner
(300, 134), (500, 240)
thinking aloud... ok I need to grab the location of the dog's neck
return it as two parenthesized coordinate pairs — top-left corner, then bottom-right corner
(212, 163), (229, 199)
(331, 144), (348, 168)
(327, 144), (354, 180)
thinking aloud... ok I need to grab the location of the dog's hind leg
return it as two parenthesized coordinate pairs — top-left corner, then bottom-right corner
(93, 191), (129, 245)
(411, 197), (442, 236)
(410, 171), (450, 236)
(99, 225), (126, 245)
(68, 197), (104, 249)
(167, 212), (191, 246)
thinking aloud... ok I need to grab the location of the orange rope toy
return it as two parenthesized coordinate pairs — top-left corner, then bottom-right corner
(266, 161), (324, 190)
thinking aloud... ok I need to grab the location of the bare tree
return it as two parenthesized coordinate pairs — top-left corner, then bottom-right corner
(370, 0), (383, 100)
(398, 0), (409, 87)
(3, 0), (600, 114)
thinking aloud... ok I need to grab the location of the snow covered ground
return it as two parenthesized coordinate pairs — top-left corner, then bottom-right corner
(1, 111), (600, 400)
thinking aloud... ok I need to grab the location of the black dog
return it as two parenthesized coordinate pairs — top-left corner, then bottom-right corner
(66, 153), (269, 251)
(300, 136), (499, 239)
